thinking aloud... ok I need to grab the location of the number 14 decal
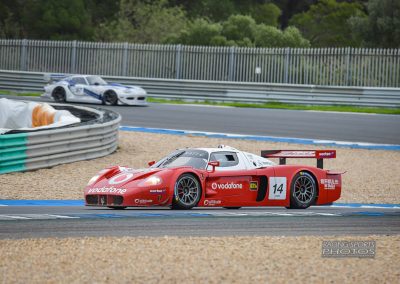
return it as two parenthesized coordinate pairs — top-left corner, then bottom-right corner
(269, 177), (287, 200)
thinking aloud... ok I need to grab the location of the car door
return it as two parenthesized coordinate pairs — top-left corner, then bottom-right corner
(68, 77), (87, 96)
(70, 76), (100, 103)
(204, 151), (258, 205)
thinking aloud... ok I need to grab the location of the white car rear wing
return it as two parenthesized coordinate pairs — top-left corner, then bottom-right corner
(261, 150), (336, 169)
(43, 73), (69, 83)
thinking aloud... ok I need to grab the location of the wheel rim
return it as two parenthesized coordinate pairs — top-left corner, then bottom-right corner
(54, 89), (64, 101)
(104, 93), (117, 105)
(293, 175), (315, 204)
(175, 176), (199, 206)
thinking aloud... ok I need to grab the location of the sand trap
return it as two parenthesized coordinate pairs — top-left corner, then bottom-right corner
(1, 131), (399, 203)
(0, 235), (398, 283)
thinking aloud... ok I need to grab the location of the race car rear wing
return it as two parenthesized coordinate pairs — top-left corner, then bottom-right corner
(261, 150), (336, 169)
(43, 73), (69, 83)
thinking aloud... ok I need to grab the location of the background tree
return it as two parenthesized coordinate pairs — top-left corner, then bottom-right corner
(0, 0), (23, 38)
(94, 0), (188, 43)
(21, 0), (93, 40)
(273, 0), (318, 28)
(350, 0), (400, 48)
(289, 0), (366, 47)
(221, 15), (257, 45)
(254, 25), (310, 47)
(249, 3), (282, 27)
(170, 19), (226, 46)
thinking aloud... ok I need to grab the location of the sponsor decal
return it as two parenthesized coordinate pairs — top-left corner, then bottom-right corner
(250, 181), (258, 191)
(318, 151), (335, 158)
(211, 182), (243, 190)
(321, 178), (339, 190)
(204, 200), (222, 206)
(149, 189), (166, 194)
(88, 186), (127, 194)
(109, 173), (134, 185)
(279, 151), (315, 157)
(268, 177), (287, 200)
(134, 199), (152, 204)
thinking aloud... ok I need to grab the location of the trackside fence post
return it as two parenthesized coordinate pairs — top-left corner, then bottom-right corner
(71, 40), (77, 74)
(20, 39), (27, 71)
(175, 44), (182, 80)
(228, 46), (236, 81)
(284, 47), (290, 84)
(122, 42), (128, 76)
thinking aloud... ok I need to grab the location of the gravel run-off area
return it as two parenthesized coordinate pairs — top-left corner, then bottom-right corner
(1, 131), (399, 203)
(0, 235), (398, 283)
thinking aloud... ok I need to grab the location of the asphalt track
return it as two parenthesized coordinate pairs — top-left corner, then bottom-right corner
(1, 206), (399, 239)
(2, 95), (400, 144)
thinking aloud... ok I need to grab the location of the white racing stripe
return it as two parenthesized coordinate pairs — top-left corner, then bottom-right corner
(0, 214), (80, 221)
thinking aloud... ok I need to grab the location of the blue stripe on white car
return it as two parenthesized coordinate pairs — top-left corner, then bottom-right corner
(83, 88), (102, 101)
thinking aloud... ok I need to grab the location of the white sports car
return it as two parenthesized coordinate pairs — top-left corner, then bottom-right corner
(43, 75), (147, 106)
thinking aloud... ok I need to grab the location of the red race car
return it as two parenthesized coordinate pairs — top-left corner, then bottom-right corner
(84, 146), (342, 209)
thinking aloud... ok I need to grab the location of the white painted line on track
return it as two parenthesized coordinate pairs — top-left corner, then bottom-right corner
(0, 214), (80, 221)
(0, 215), (32, 220)
(46, 214), (80, 219)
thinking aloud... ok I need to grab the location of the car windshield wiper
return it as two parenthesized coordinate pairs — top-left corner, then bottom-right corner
(160, 151), (185, 167)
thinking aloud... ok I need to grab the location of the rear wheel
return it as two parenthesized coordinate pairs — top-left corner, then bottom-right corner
(103, 91), (118, 105)
(52, 87), (66, 102)
(288, 171), (317, 209)
(172, 174), (201, 210)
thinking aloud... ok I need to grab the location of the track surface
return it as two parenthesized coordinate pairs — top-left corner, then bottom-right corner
(2, 95), (400, 144)
(1, 206), (399, 239)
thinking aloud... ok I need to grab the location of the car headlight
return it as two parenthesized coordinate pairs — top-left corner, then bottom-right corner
(124, 88), (131, 93)
(140, 176), (163, 186)
(87, 175), (100, 186)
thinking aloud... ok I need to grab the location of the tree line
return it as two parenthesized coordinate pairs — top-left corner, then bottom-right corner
(0, 0), (398, 48)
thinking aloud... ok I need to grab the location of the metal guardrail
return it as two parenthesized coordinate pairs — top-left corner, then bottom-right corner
(0, 70), (399, 107)
(0, 102), (120, 174)
(1, 39), (399, 87)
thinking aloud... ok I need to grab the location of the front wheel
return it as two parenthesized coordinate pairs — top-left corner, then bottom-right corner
(288, 171), (317, 209)
(172, 174), (201, 210)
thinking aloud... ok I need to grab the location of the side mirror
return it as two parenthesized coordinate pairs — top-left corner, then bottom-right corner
(148, 161), (156, 167)
(208, 161), (220, 172)
(94, 82), (100, 86)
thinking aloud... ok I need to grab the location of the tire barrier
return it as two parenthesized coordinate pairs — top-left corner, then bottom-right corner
(0, 102), (120, 174)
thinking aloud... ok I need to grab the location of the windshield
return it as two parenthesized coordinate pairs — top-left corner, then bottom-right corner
(153, 149), (209, 170)
(87, 76), (107, 86)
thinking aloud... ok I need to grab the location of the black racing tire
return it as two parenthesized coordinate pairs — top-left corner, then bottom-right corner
(172, 173), (202, 210)
(223, 207), (241, 209)
(52, 87), (66, 103)
(288, 171), (317, 209)
(107, 206), (127, 210)
(103, 90), (118, 106)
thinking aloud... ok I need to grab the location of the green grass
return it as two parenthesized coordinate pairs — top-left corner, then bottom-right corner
(0, 90), (41, 97)
(148, 97), (400, 115)
(1, 90), (398, 115)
